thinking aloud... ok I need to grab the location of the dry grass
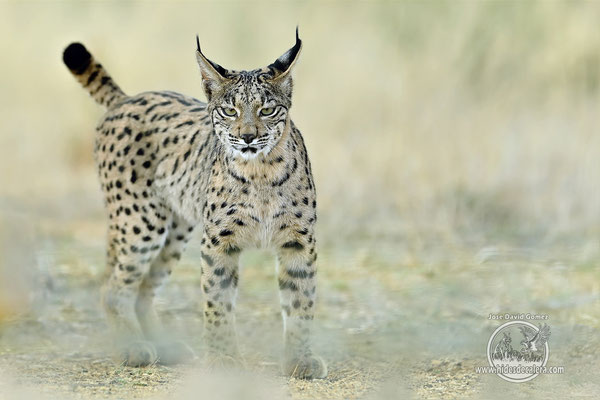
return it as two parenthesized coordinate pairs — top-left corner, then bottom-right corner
(1, 1), (600, 399)
(2, 1), (600, 240)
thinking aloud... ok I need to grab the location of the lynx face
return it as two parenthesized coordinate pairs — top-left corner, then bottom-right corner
(208, 74), (289, 159)
(195, 33), (301, 159)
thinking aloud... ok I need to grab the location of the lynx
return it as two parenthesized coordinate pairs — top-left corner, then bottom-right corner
(62, 30), (326, 379)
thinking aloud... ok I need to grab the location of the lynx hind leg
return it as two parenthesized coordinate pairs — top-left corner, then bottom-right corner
(101, 206), (169, 367)
(136, 216), (196, 365)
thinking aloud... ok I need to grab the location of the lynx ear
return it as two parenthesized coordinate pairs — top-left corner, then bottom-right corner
(195, 35), (230, 100)
(267, 28), (302, 96)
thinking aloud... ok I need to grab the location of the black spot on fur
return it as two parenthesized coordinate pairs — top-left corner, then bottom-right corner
(201, 252), (214, 266)
(220, 275), (232, 289)
(282, 241), (304, 251)
(278, 278), (298, 291)
(287, 268), (310, 279)
(225, 245), (241, 255)
(86, 69), (99, 86)
(214, 267), (225, 276)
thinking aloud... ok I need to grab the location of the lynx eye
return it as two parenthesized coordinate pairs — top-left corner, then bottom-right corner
(222, 107), (237, 117)
(259, 107), (276, 116)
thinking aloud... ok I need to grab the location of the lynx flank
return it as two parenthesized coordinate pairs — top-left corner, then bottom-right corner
(62, 30), (326, 379)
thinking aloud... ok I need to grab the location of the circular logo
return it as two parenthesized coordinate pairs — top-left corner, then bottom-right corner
(487, 321), (550, 383)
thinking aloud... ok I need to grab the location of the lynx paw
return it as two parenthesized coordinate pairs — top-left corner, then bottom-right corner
(120, 340), (158, 367)
(284, 355), (328, 379)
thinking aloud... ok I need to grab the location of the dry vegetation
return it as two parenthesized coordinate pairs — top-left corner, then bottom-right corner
(1, 1), (600, 399)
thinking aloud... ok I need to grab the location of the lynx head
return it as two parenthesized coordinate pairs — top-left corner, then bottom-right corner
(195, 29), (302, 160)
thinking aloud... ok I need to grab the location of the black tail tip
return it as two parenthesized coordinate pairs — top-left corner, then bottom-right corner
(63, 42), (91, 75)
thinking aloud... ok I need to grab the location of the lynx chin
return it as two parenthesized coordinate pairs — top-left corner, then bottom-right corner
(62, 29), (326, 379)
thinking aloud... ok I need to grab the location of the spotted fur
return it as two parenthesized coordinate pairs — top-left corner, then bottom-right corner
(62, 30), (326, 378)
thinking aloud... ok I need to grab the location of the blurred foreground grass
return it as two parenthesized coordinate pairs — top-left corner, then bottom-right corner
(1, 1), (600, 399)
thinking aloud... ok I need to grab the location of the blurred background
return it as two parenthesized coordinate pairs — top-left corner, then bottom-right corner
(1, 1), (599, 399)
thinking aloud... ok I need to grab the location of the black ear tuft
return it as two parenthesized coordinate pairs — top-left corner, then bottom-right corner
(268, 28), (302, 75)
(195, 35), (230, 79)
(63, 42), (91, 75)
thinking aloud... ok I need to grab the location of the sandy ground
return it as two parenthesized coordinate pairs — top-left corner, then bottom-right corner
(1, 216), (599, 400)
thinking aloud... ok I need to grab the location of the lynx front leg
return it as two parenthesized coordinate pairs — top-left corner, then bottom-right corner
(277, 242), (327, 379)
(200, 234), (242, 362)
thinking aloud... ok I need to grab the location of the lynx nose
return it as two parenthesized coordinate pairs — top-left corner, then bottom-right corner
(241, 133), (256, 144)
